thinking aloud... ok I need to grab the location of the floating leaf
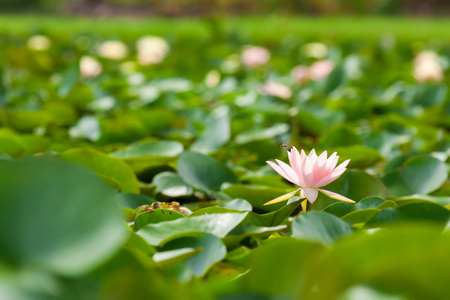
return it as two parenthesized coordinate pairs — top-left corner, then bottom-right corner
(190, 105), (230, 154)
(152, 171), (193, 197)
(59, 148), (140, 194)
(223, 184), (291, 212)
(177, 151), (238, 192)
(0, 157), (128, 276)
(291, 211), (353, 246)
(133, 209), (185, 231)
(366, 202), (450, 229)
(382, 155), (448, 198)
(159, 232), (227, 277)
(137, 213), (248, 246)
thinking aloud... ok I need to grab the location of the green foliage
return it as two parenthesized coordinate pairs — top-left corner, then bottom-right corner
(0, 16), (449, 300)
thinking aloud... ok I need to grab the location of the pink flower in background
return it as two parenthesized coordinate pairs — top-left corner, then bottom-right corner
(259, 81), (292, 99)
(291, 65), (310, 84)
(241, 46), (270, 68)
(265, 147), (354, 205)
(309, 60), (334, 81)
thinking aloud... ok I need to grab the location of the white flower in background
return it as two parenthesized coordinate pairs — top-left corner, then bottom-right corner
(241, 46), (270, 68)
(136, 36), (170, 65)
(302, 42), (328, 59)
(413, 51), (443, 83)
(88, 96), (116, 112)
(291, 65), (310, 84)
(205, 70), (221, 88)
(69, 116), (101, 141)
(98, 40), (128, 60)
(80, 56), (102, 78)
(309, 60), (334, 81)
(260, 81), (292, 99)
(27, 35), (51, 51)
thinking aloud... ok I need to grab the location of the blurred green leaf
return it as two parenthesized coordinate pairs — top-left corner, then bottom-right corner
(190, 105), (230, 154)
(366, 202), (450, 229)
(159, 232), (227, 277)
(178, 151), (238, 192)
(222, 184), (291, 213)
(291, 211), (353, 246)
(330, 145), (383, 169)
(382, 155), (448, 198)
(152, 171), (193, 198)
(0, 157), (128, 276)
(59, 148), (140, 194)
(304, 226), (450, 300)
(237, 238), (322, 297)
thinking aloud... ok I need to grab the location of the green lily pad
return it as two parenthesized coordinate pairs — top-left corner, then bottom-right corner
(366, 202), (450, 229)
(222, 184), (292, 212)
(136, 212), (248, 246)
(133, 209), (186, 231)
(190, 105), (230, 154)
(341, 209), (380, 226)
(330, 145), (383, 169)
(112, 141), (184, 173)
(152, 171), (193, 197)
(59, 148), (140, 194)
(0, 157), (128, 276)
(291, 211), (353, 246)
(382, 155), (448, 198)
(159, 232), (227, 277)
(304, 225), (450, 300)
(177, 151), (238, 192)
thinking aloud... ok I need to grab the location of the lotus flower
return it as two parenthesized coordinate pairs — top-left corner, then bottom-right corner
(136, 36), (170, 65)
(241, 46), (270, 68)
(413, 51), (443, 83)
(80, 56), (102, 78)
(98, 40), (128, 60)
(265, 147), (355, 205)
(309, 60), (334, 81)
(259, 81), (292, 99)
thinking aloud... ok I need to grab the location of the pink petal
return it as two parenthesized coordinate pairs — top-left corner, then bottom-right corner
(312, 150), (329, 184)
(335, 159), (350, 170)
(276, 159), (300, 186)
(267, 161), (297, 185)
(319, 189), (355, 203)
(302, 187), (319, 204)
(308, 149), (318, 166)
(300, 149), (306, 160)
(302, 155), (314, 187)
(314, 167), (347, 187)
(326, 152), (338, 171)
(288, 147), (306, 186)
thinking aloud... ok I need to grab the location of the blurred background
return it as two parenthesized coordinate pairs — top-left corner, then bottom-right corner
(2, 0), (450, 17)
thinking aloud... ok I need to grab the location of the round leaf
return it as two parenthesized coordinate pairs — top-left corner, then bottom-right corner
(291, 211), (353, 246)
(0, 157), (128, 276)
(177, 151), (238, 192)
(152, 171), (193, 197)
(59, 148), (140, 194)
(136, 213), (248, 246)
(382, 155), (448, 198)
(159, 232), (227, 277)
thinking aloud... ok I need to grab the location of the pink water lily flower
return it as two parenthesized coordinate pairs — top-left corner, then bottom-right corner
(265, 147), (355, 205)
